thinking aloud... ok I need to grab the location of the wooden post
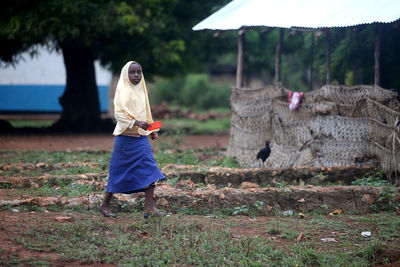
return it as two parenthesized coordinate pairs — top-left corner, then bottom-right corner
(326, 29), (331, 85)
(310, 31), (314, 91)
(275, 28), (284, 84)
(236, 28), (246, 88)
(374, 24), (382, 86)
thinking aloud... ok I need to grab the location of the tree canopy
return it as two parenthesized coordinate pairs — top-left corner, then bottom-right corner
(0, 0), (230, 131)
(1, 0), (399, 133)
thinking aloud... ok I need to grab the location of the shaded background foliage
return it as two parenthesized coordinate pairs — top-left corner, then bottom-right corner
(1, 0), (399, 123)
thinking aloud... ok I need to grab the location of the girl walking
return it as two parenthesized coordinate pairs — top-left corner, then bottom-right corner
(98, 61), (165, 219)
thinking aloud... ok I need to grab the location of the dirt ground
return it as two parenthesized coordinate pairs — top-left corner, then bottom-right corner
(0, 134), (229, 151)
(1, 132), (400, 266)
(1, 210), (399, 266)
(0, 210), (117, 266)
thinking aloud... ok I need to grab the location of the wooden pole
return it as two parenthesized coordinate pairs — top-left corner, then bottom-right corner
(374, 24), (382, 86)
(275, 28), (284, 84)
(326, 29), (331, 85)
(236, 28), (246, 88)
(310, 31), (314, 91)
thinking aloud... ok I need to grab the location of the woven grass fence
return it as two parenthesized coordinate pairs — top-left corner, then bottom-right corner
(227, 85), (400, 184)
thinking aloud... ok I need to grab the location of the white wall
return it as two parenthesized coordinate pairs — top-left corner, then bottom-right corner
(0, 46), (111, 85)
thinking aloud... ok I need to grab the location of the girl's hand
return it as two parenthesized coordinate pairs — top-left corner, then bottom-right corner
(150, 132), (158, 140)
(134, 120), (152, 130)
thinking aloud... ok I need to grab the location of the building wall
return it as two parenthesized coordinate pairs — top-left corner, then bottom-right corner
(0, 46), (112, 113)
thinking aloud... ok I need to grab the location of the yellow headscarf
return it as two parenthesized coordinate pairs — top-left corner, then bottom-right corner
(112, 61), (156, 136)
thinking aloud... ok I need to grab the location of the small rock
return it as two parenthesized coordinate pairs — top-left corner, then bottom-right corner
(52, 216), (74, 222)
(282, 210), (293, 216)
(29, 180), (40, 188)
(362, 194), (375, 205)
(11, 208), (19, 213)
(207, 184), (217, 190)
(222, 187), (232, 193)
(176, 180), (197, 189)
(157, 183), (172, 190)
(321, 238), (337, 243)
(35, 162), (47, 168)
(361, 231), (371, 237)
(156, 198), (169, 207)
(241, 182), (259, 189)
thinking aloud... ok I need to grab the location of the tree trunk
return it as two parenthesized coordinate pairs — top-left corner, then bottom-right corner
(53, 43), (102, 132)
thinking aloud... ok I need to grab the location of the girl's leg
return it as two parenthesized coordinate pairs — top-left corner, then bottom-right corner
(101, 192), (113, 213)
(144, 185), (155, 214)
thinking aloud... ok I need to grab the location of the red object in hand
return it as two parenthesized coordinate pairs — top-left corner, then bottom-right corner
(147, 121), (161, 131)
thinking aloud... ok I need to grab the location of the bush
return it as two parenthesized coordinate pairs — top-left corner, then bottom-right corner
(150, 76), (184, 106)
(150, 73), (231, 110)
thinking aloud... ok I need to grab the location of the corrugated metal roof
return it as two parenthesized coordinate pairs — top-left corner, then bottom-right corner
(193, 0), (400, 31)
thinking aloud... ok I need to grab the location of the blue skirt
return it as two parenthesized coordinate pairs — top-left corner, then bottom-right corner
(106, 135), (164, 194)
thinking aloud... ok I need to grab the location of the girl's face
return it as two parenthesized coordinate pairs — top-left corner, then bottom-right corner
(128, 63), (142, 85)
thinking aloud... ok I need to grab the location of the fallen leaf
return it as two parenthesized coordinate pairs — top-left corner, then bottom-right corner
(137, 232), (152, 239)
(35, 162), (46, 168)
(296, 233), (304, 241)
(329, 209), (343, 216)
(297, 198), (305, 203)
(266, 205), (273, 212)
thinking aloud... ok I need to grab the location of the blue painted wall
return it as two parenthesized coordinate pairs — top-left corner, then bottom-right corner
(0, 85), (108, 112)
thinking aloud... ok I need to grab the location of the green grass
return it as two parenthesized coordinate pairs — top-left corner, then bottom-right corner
(18, 181), (96, 197)
(1, 165), (105, 178)
(8, 119), (55, 128)
(0, 254), (51, 266)
(0, 150), (111, 177)
(0, 150), (110, 165)
(14, 212), (400, 266)
(162, 117), (230, 135)
(1, 148), (238, 177)
(6, 115), (231, 135)
(154, 148), (238, 169)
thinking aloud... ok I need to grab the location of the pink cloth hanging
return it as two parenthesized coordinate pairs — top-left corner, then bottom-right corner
(288, 90), (304, 110)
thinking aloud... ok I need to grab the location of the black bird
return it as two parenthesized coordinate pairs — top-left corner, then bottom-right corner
(256, 141), (271, 162)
